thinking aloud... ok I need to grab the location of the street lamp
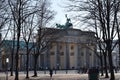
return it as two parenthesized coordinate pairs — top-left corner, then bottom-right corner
(6, 58), (9, 63)
(6, 58), (9, 80)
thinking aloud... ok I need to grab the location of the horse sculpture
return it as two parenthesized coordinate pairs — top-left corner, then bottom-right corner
(56, 14), (73, 29)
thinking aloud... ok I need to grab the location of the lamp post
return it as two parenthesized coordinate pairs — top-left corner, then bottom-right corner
(6, 58), (9, 80)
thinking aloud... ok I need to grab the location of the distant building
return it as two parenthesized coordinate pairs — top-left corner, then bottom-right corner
(0, 40), (34, 70)
(37, 28), (98, 69)
(0, 28), (98, 70)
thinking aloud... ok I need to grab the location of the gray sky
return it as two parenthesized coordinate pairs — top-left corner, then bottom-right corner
(51, 0), (80, 29)
(51, 0), (68, 25)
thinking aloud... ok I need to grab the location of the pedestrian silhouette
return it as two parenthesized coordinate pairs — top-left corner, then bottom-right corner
(49, 69), (53, 79)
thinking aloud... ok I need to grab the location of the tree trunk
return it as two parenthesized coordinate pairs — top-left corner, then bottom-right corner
(15, 26), (21, 80)
(15, 54), (19, 80)
(108, 49), (115, 80)
(10, 51), (14, 76)
(10, 37), (15, 76)
(33, 55), (38, 77)
(15, 11), (21, 80)
(108, 52), (115, 80)
(103, 52), (109, 78)
(26, 47), (29, 78)
(106, 40), (115, 80)
(100, 55), (104, 76)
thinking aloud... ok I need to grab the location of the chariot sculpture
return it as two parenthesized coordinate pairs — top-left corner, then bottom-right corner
(56, 14), (73, 29)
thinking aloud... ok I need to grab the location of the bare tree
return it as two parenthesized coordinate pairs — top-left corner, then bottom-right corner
(21, 13), (37, 78)
(95, 19), (109, 77)
(97, 39), (109, 77)
(115, 2), (120, 68)
(9, 23), (16, 76)
(0, 0), (9, 29)
(32, 0), (56, 77)
(65, 0), (120, 80)
(0, 0), (10, 43)
(0, 0), (13, 76)
(8, 0), (22, 79)
(8, 0), (40, 79)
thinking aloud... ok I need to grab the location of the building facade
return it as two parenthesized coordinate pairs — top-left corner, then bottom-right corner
(39, 28), (98, 69)
(0, 28), (98, 70)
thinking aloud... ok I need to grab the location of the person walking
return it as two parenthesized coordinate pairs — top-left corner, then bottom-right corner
(49, 69), (53, 79)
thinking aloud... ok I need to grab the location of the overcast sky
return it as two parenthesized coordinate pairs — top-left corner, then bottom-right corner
(51, 0), (68, 25)
(51, 0), (80, 29)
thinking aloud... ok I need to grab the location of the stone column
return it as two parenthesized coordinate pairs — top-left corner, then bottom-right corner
(40, 54), (44, 69)
(65, 42), (70, 69)
(29, 54), (31, 70)
(20, 55), (23, 70)
(64, 43), (66, 69)
(45, 47), (50, 69)
(86, 47), (90, 68)
(94, 44), (98, 67)
(77, 44), (81, 69)
(38, 55), (40, 68)
(56, 42), (60, 69)
(24, 54), (26, 70)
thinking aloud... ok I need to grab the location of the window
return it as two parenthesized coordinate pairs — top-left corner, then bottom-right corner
(71, 45), (74, 50)
(81, 52), (84, 56)
(50, 52), (55, 55)
(60, 52), (64, 56)
(60, 45), (62, 50)
(71, 52), (74, 56)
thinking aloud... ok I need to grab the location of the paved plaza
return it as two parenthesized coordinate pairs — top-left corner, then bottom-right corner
(0, 71), (120, 80)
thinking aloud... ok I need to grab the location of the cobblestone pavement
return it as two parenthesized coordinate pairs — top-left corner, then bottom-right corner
(0, 71), (120, 80)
